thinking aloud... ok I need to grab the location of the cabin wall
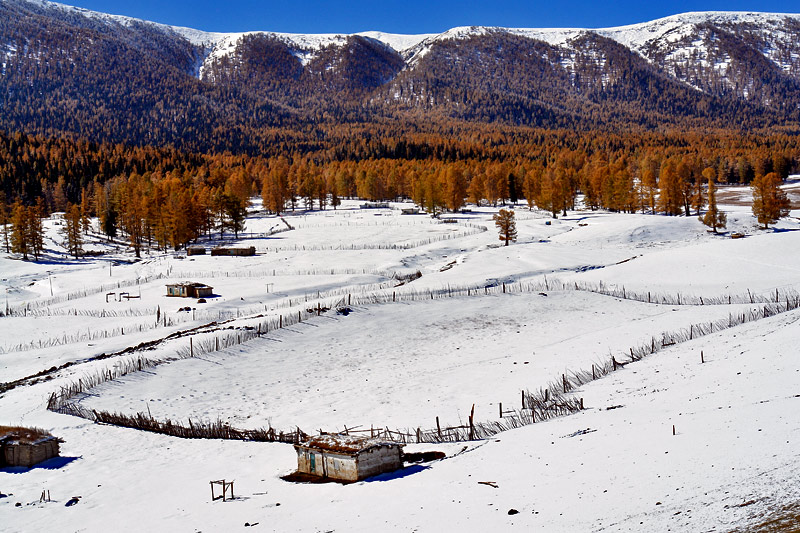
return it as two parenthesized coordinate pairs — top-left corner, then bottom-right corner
(296, 448), (358, 481)
(355, 447), (403, 480)
(2, 440), (60, 467)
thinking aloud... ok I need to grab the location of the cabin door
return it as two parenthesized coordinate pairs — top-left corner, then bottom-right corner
(310, 452), (316, 473)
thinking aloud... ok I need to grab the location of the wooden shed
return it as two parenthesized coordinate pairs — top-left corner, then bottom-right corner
(166, 282), (213, 298)
(294, 435), (404, 482)
(211, 246), (256, 256)
(0, 427), (61, 468)
(186, 247), (206, 256)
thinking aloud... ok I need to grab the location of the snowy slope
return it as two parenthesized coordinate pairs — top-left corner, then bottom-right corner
(2, 194), (800, 532)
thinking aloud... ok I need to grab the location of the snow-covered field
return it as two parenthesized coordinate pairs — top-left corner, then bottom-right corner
(1, 196), (799, 532)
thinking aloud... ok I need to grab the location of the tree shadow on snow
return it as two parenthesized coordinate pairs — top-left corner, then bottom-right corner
(0, 456), (80, 473)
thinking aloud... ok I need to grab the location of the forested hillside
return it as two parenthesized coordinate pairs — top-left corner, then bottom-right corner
(2, 1), (800, 153)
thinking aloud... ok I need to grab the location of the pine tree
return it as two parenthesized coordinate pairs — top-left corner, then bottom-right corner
(80, 189), (92, 235)
(751, 172), (790, 229)
(0, 192), (10, 253)
(10, 201), (29, 260)
(493, 208), (517, 246)
(700, 177), (726, 233)
(223, 194), (247, 238)
(29, 199), (46, 260)
(62, 203), (84, 258)
(657, 159), (683, 216)
(444, 165), (467, 212)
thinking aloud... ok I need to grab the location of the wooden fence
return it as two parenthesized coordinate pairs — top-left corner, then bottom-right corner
(45, 283), (800, 445)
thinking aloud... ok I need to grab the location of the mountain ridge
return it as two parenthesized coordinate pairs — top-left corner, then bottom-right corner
(2, 0), (800, 153)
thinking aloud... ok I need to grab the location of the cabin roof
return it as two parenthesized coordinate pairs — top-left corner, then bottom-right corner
(296, 435), (403, 455)
(167, 281), (212, 289)
(0, 426), (61, 445)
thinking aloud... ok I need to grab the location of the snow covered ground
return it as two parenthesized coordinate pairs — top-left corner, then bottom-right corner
(1, 196), (799, 531)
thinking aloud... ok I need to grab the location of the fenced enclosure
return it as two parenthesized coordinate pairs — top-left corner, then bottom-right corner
(43, 280), (800, 445)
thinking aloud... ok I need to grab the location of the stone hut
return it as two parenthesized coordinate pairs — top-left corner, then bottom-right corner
(0, 427), (61, 468)
(166, 282), (213, 298)
(294, 435), (404, 482)
(211, 246), (255, 256)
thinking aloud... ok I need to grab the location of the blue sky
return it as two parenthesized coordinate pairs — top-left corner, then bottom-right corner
(64, 0), (800, 34)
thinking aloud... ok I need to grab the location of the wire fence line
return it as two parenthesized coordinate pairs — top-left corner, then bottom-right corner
(2, 218), (487, 317)
(46, 281), (800, 445)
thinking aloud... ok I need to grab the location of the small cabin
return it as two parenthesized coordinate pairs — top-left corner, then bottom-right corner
(166, 282), (213, 298)
(0, 427), (61, 468)
(294, 435), (404, 482)
(360, 202), (389, 209)
(211, 246), (256, 257)
(400, 207), (420, 215)
(186, 247), (206, 256)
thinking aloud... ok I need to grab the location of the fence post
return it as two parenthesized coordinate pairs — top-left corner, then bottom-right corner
(469, 404), (475, 440)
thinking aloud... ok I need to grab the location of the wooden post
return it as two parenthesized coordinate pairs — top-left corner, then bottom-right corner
(690, 324), (693, 339)
(521, 390), (525, 409)
(436, 416), (441, 439)
(592, 364), (596, 380)
(580, 398), (584, 409)
(562, 374), (567, 393)
(499, 402), (503, 418)
(701, 350), (704, 363)
(280, 315), (282, 328)
(672, 425), (676, 436)
(190, 338), (193, 357)
(469, 404), (475, 440)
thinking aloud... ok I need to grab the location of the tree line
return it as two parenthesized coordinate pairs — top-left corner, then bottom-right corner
(0, 127), (796, 259)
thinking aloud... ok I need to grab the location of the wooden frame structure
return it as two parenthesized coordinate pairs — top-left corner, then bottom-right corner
(210, 479), (234, 501)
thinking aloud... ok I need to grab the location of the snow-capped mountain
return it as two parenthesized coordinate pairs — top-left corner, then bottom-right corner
(2, 0), (800, 150)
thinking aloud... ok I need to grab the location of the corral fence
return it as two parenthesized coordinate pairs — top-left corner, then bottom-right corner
(45, 281), (800, 445)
